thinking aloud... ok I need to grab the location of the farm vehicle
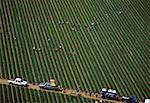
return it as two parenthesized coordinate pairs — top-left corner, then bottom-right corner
(8, 78), (28, 87)
(144, 99), (150, 103)
(100, 88), (138, 103)
(39, 79), (64, 91)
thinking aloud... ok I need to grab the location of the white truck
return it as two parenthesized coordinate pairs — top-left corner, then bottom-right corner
(145, 99), (150, 103)
(7, 78), (28, 87)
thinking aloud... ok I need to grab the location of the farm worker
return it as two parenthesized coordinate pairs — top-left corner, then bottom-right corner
(13, 37), (16, 40)
(70, 50), (76, 55)
(85, 90), (88, 95)
(32, 46), (36, 50)
(59, 45), (62, 49)
(89, 89), (92, 96)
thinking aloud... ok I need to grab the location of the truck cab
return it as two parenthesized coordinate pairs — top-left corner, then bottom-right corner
(39, 79), (64, 91)
(7, 78), (28, 86)
(128, 96), (138, 103)
(101, 88), (119, 100)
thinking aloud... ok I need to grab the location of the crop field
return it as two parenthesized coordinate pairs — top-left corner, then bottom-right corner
(0, 84), (95, 103)
(0, 0), (150, 102)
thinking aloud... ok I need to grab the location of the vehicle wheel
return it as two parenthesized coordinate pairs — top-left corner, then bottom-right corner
(9, 82), (12, 84)
(24, 85), (29, 87)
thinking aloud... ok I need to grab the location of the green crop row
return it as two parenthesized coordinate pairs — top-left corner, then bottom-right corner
(0, 84), (95, 103)
(0, 0), (150, 102)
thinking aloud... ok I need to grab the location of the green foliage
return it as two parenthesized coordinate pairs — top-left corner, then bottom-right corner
(0, 84), (95, 103)
(0, 0), (150, 102)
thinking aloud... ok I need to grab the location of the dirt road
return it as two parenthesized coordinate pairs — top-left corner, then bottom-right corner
(0, 78), (139, 103)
